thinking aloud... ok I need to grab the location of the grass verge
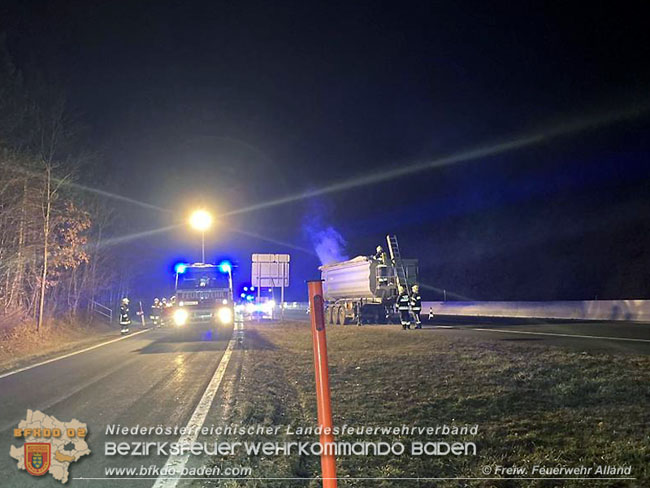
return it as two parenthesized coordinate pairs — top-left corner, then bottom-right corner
(206, 320), (649, 488)
(0, 317), (122, 374)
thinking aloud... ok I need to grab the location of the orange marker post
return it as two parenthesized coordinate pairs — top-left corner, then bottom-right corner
(307, 280), (337, 488)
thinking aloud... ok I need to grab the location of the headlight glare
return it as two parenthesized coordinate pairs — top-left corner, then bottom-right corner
(217, 307), (233, 324)
(173, 308), (189, 326)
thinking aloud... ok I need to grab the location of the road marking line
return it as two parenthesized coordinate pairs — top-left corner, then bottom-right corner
(153, 322), (242, 488)
(472, 328), (650, 343)
(0, 328), (151, 380)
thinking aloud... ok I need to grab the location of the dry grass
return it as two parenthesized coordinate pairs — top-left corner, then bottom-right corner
(206, 321), (650, 488)
(0, 316), (116, 373)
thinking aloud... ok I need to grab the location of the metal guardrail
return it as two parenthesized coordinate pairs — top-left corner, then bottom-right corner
(421, 300), (650, 323)
(90, 299), (113, 323)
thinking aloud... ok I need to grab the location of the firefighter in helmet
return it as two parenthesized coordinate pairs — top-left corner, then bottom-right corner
(410, 284), (422, 328)
(375, 245), (389, 285)
(119, 298), (131, 334)
(397, 285), (411, 330)
(160, 297), (168, 326)
(150, 298), (161, 327)
(374, 245), (388, 264)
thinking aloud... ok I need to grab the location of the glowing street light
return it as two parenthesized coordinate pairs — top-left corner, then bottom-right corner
(189, 209), (212, 263)
(189, 209), (212, 231)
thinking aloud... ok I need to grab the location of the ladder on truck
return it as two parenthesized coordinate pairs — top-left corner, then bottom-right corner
(386, 234), (410, 293)
(386, 234), (418, 324)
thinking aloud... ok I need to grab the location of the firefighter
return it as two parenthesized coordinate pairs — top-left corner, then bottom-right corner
(397, 285), (411, 329)
(374, 246), (388, 264)
(428, 306), (434, 322)
(160, 297), (168, 326)
(375, 246), (389, 285)
(119, 298), (131, 334)
(150, 298), (161, 327)
(410, 284), (422, 328)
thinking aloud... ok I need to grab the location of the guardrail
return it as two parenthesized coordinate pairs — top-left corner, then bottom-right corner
(90, 299), (113, 323)
(421, 300), (650, 323)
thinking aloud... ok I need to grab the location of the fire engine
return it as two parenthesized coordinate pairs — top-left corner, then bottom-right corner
(172, 262), (234, 326)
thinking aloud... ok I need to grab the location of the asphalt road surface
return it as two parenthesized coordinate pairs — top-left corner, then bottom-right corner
(287, 307), (650, 355)
(420, 316), (650, 355)
(0, 323), (237, 487)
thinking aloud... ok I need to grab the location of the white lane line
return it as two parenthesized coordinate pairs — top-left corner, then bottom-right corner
(153, 322), (242, 488)
(472, 328), (650, 343)
(0, 328), (151, 380)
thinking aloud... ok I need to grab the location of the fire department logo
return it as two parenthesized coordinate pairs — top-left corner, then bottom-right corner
(10, 409), (90, 484)
(25, 443), (51, 476)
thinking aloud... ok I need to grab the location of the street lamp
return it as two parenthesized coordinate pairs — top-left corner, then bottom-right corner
(189, 209), (212, 263)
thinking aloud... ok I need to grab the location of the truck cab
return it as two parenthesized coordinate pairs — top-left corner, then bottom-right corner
(172, 263), (234, 327)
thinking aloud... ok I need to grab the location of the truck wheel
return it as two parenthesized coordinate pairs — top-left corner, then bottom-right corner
(338, 307), (346, 326)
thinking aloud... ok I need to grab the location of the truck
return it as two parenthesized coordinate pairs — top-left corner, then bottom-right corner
(319, 235), (418, 325)
(171, 263), (235, 327)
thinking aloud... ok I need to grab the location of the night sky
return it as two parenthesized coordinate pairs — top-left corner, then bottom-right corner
(2, 1), (649, 301)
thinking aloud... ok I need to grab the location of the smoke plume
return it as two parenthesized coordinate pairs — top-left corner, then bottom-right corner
(310, 226), (348, 265)
(303, 203), (349, 265)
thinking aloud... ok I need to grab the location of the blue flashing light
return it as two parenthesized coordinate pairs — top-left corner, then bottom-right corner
(243, 286), (248, 292)
(240, 293), (246, 298)
(174, 263), (188, 274)
(218, 260), (232, 273)
(246, 295), (254, 301)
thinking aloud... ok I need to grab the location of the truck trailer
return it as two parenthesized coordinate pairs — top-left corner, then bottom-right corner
(319, 235), (418, 325)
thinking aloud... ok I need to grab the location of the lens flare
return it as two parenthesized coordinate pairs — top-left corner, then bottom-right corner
(223, 105), (650, 217)
(173, 308), (189, 326)
(86, 224), (180, 249)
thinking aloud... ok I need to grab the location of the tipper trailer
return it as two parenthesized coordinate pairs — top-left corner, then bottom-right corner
(319, 235), (418, 324)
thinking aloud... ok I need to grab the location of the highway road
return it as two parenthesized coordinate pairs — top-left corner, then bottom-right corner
(284, 307), (650, 354)
(0, 324), (239, 487)
(420, 316), (650, 355)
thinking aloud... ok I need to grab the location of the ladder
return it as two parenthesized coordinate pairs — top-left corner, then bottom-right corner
(386, 234), (410, 293)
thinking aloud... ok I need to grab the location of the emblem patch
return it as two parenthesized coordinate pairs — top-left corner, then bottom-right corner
(25, 443), (51, 476)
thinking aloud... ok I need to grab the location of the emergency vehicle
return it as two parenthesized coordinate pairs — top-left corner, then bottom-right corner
(172, 262), (234, 327)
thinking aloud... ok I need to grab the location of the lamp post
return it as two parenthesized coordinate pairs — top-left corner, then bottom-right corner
(189, 209), (212, 263)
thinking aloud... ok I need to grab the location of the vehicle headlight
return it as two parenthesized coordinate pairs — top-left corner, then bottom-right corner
(217, 307), (233, 324)
(173, 308), (189, 326)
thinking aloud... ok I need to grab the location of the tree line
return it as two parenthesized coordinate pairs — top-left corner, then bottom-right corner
(0, 40), (131, 330)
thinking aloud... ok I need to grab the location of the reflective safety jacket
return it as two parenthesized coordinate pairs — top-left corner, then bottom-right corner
(119, 304), (131, 325)
(410, 293), (422, 311)
(375, 250), (389, 266)
(397, 293), (411, 311)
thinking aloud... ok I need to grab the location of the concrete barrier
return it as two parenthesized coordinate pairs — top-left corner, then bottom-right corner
(421, 300), (650, 323)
